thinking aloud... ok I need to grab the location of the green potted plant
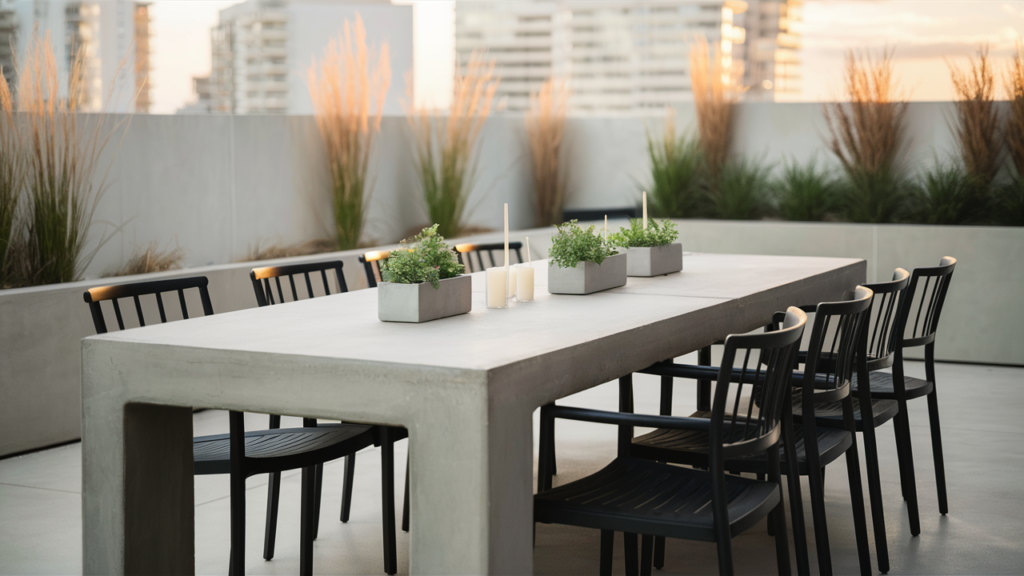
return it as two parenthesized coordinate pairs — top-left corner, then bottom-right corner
(609, 218), (682, 277)
(378, 225), (470, 322)
(547, 220), (627, 295)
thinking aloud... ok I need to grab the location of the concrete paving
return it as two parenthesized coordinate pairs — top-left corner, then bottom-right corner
(1, 359), (1022, 575)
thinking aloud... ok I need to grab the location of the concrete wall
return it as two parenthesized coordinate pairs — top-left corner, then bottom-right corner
(1, 221), (1021, 458)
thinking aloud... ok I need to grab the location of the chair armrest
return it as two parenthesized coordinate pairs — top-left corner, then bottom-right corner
(548, 405), (712, 432)
(638, 361), (719, 381)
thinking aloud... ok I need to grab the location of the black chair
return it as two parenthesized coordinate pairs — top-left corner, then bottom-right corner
(358, 250), (391, 288)
(453, 241), (523, 272)
(84, 276), (376, 576)
(535, 307), (808, 576)
(249, 261), (403, 575)
(594, 287), (877, 576)
(852, 257), (957, 533)
(562, 207), (638, 222)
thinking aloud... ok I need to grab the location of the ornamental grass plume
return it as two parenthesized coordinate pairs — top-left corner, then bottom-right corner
(646, 107), (704, 218)
(407, 52), (499, 239)
(18, 30), (127, 285)
(0, 62), (25, 285)
(105, 241), (185, 277)
(948, 44), (1003, 189)
(307, 14), (391, 250)
(689, 36), (742, 180)
(824, 48), (911, 223)
(526, 77), (570, 227)
(1007, 41), (1024, 179)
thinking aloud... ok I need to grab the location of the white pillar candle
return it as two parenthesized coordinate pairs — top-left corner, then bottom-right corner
(486, 267), (507, 308)
(643, 190), (648, 230)
(517, 266), (535, 302)
(508, 266), (518, 298)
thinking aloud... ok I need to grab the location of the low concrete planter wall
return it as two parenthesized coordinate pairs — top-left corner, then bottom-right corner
(548, 253), (628, 295)
(377, 276), (472, 323)
(626, 244), (683, 277)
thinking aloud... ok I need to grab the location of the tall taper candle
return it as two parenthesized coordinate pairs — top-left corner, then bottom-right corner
(504, 203), (510, 299)
(643, 190), (648, 229)
(526, 237), (531, 263)
(604, 215), (608, 244)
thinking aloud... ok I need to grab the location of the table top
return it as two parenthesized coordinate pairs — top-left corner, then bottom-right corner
(87, 253), (863, 375)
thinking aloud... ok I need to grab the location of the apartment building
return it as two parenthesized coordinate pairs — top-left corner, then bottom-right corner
(738, 0), (801, 101)
(456, 0), (801, 113)
(209, 0), (412, 115)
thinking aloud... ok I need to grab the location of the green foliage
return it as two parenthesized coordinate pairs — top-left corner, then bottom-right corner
(608, 218), (678, 248)
(416, 135), (472, 240)
(838, 167), (911, 223)
(772, 159), (839, 221)
(994, 175), (1024, 226)
(380, 224), (464, 289)
(908, 164), (988, 225)
(548, 219), (618, 269)
(646, 128), (706, 218)
(709, 157), (772, 220)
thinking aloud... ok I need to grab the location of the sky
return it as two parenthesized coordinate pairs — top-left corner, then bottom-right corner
(149, 0), (1024, 114)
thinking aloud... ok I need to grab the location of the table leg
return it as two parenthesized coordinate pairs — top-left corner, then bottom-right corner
(408, 397), (533, 575)
(83, 398), (194, 575)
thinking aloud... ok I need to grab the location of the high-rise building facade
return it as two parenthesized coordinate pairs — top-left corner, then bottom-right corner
(456, 0), (800, 114)
(209, 0), (412, 115)
(737, 0), (801, 101)
(2, 0), (151, 112)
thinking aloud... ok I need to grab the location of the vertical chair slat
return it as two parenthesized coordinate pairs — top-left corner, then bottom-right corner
(913, 277), (932, 339)
(178, 289), (190, 319)
(112, 299), (126, 330)
(156, 292), (167, 323)
(133, 295), (146, 327)
(303, 272), (314, 299)
(320, 270), (330, 295)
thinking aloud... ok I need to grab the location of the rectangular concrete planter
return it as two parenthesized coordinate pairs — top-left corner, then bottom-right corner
(627, 243), (683, 277)
(377, 275), (472, 323)
(548, 252), (627, 295)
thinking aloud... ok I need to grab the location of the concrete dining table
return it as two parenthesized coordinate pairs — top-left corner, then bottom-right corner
(81, 252), (864, 575)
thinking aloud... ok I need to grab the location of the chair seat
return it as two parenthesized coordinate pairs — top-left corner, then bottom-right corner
(193, 424), (376, 477)
(794, 396), (899, 432)
(631, 411), (853, 476)
(534, 457), (780, 542)
(852, 371), (934, 400)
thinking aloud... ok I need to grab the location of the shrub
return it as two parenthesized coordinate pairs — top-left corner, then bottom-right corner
(306, 14), (391, 250)
(646, 108), (705, 218)
(995, 175), (1024, 226)
(408, 53), (499, 238)
(608, 218), (678, 248)
(838, 168), (911, 223)
(548, 220), (618, 269)
(709, 157), (772, 220)
(526, 78), (570, 227)
(909, 164), (985, 225)
(379, 224), (464, 289)
(772, 159), (839, 221)
(0, 61), (23, 285)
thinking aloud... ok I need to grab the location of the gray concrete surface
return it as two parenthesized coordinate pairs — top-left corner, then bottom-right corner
(2, 359), (1023, 575)
(79, 254), (862, 574)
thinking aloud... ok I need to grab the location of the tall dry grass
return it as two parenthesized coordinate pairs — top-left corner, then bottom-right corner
(526, 77), (570, 226)
(689, 36), (742, 180)
(1007, 41), (1024, 178)
(948, 44), (1003, 189)
(307, 14), (391, 250)
(407, 52), (499, 238)
(646, 108), (705, 218)
(0, 63), (24, 285)
(16, 30), (126, 285)
(824, 48), (911, 222)
(105, 241), (184, 277)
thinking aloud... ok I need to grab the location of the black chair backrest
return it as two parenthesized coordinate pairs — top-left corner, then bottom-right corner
(898, 257), (956, 348)
(454, 242), (523, 273)
(801, 286), (874, 406)
(562, 207), (637, 222)
(83, 276), (214, 334)
(358, 250), (391, 288)
(712, 307), (807, 462)
(862, 268), (911, 371)
(249, 260), (347, 307)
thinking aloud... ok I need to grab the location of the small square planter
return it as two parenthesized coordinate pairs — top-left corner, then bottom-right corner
(626, 243), (683, 277)
(378, 275), (472, 323)
(548, 252), (628, 295)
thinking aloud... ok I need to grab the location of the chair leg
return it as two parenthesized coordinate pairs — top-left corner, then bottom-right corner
(861, 419), (891, 573)
(313, 463), (323, 540)
(640, 534), (654, 576)
(624, 532), (639, 576)
(340, 454), (355, 523)
(229, 412), (246, 576)
(299, 466), (315, 576)
(802, 421), (832, 576)
(927, 388), (949, 514)
(550, 416), (557, 476)
(600, 530), (614, 576)
(402, 451), (410, 532)
(381, 428), (398, 575)
(894, 403), (922, 536)
(653, 535), (665, 570)
(263, 471), (281, 560)
(768, 446), (791, 576)
(841, 433), (873, 576)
